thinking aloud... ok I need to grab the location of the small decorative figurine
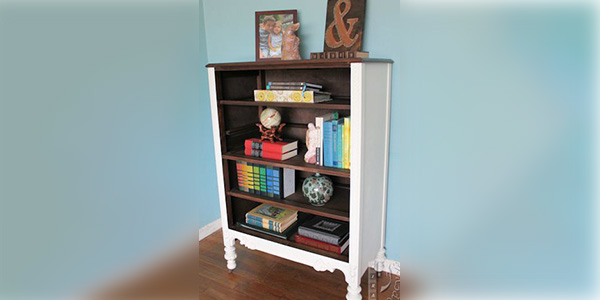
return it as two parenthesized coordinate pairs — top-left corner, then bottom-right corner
(302, 173), (334, 206)
(257, 108), (286, 142)
(304, 123), (318, 164)
(281, 23), (301, 60)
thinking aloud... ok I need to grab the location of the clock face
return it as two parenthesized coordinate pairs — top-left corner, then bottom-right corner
(260, 108), (282, 129)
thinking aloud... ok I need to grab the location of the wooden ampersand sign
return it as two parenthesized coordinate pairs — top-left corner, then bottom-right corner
(323, 0), (366, 52)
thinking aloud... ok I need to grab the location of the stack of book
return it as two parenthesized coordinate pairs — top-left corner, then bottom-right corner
(244, 138), (298, 161)
(236, 161), (295, 199)
(295, 216), (349, 254)
(314, 112), (350, 169)
(240, 204), (298, 239)
(254, 82), (332, 103)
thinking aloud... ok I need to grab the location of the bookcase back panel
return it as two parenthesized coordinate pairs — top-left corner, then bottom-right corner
(219, 70), (258, 100)
(264, 68), (351, 99)
(230, 197), (261, 227)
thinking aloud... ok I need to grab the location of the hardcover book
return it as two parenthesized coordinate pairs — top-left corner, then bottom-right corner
(245, 139), (298, 154)
(298, 216), (349, 245)
(343, 117), (351, 169)
(295, 234), (349, 254)
(267, 82), (323, 89)
(246, 216), (298, 233)
(238, 221), (298, 240)
(244, 148), (298, 161)
(323, 120), (333, 167)
(254, 90), (332, 103)
(315, 112), (338, 166)
(246, 204), (298, 224)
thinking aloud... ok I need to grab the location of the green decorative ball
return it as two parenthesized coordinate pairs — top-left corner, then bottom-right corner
(302, 173), (334, 206)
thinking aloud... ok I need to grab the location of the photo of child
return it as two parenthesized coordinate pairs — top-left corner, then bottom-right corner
(256, 11), (297, 60)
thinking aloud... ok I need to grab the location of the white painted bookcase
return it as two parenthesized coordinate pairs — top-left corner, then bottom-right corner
(206, 59), (392, 300)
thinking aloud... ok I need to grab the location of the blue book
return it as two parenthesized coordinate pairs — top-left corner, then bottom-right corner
(337, 121), (344, 168)
(323, 121), (334, 167)
(332, 120), (339, 167)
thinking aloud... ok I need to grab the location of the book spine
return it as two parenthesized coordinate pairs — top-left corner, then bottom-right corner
(246, 162), (254, 194)
(323, 121), (333, 167)
(253, 164), (260, 194)
(266, 166), (274, 198)
(273, 167), (281, 199)
(315, 117), (323, 166)
(295, 234), (342, 254)
(259, 165), (267, 196)
(337, 122), (343, 169)
(246, 218), (280, 232)
(297, 227), (340, 245)
(332, 121), (339, 167)
(343, 117), (350, 169)
(282, 168), (295, 198)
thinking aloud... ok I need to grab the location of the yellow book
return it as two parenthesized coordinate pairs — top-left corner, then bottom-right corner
(343, 117), (351, 169)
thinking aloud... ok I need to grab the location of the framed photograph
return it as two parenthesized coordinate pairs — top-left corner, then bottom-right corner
(255, 10), (298, 61)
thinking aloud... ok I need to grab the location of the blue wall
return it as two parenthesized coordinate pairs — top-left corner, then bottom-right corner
(0, 1), (216, 298)
(202, 0), (594, 294)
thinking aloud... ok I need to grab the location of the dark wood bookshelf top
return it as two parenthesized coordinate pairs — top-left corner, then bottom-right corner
(206, 58), (393, 71)
(218, 99), (351, 110)
(232, 224), (349, 262)
(222, 149), (350, 178)
(228, 186), (350, 222)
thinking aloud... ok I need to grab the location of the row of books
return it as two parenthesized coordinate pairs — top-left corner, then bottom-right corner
(236, 161), (295, 199)
(254, 81), (332, 103)
(315, 112), (350, 169)
(239, 205), (350, 255)
(244, 138), (298, 161)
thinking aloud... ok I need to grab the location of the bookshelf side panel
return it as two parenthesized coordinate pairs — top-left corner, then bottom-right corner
(208, 68), (230, 233)
(352, 62), (393, 276)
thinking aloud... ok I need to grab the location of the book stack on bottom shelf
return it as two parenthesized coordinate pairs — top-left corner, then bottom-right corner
(239, 204), (299, 239)
(295, 216), (350, 255)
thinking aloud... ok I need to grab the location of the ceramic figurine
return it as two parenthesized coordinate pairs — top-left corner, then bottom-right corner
(302, 173), (334, 206)
(281, 23), (301, 60)
(304, 123), (318, 164)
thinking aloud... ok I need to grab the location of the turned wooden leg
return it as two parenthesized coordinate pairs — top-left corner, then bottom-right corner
(223, 235), (237, 272)
(344, 265), (362, 300)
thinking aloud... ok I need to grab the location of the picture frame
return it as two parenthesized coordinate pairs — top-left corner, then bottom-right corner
(255, 10), (298, 61)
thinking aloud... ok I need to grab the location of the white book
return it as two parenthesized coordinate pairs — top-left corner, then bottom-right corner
(315, 112), (339, 166)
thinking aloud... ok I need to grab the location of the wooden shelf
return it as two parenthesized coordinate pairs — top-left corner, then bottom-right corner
(228, 186), (350, 222)
(232, 224), (349, 262)
(222, 149), (350, 178)
(207, 58), (394, 71)
(218, 99), (351, 110)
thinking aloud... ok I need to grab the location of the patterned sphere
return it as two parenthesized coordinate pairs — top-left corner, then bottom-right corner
(302, 173), (334, 206)
(260, 108), (282, 129)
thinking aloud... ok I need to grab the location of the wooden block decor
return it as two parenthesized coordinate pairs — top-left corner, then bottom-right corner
(323, 0), (366, 52)
(310, 51), (369, 60)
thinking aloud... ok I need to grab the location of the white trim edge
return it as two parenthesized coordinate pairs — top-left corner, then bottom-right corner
(199, 218), (222, 241)
(382, 259), (401, 276)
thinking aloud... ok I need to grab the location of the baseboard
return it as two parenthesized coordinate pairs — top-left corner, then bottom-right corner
(199, 218), (221, 241)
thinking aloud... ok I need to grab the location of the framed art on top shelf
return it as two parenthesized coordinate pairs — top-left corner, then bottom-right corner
(255, 10), (298, 61)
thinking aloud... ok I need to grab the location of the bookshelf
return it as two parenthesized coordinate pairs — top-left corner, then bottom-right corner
(207, 58), (392, 300)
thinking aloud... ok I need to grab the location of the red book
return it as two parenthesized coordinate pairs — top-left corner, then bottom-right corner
(244, 138), (298, 154)
(295, 234), (349, 254)
(244, 148), (298, 161)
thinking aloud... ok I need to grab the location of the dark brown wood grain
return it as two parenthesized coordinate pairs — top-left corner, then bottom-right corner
(228, 185), (350, 222)
(222, 149), (350, 178)
(219, 99), (351, 110)
(206, 58), (393, 71)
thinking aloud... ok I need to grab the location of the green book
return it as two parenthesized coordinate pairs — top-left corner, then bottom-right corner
(253, 163), (260, 194)
(259, 165), (267, 196)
